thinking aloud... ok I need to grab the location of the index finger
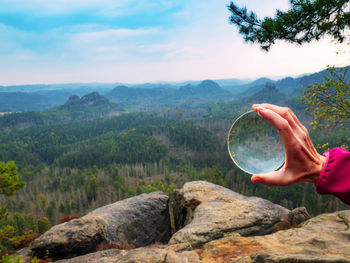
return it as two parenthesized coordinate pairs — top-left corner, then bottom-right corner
(255, 103), (304, 128)
(256, 106), (296, 149)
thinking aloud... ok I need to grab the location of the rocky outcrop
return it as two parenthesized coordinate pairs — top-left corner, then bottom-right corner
(237, 251), (350, 263)
(169, 181), (290, 246)
(288, 207), (311, 226)
(30, 217), (107, 258)
(50, 208), (350, 263)
(17, 181), (350, 262)
(55, 249), (124, 263)
(30, 192), (170, 259)
(199, 210), (350, 262)
(55, 246), (201, 263)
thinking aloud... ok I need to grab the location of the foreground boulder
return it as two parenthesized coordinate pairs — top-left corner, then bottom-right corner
(54, 210), (350, 263)
(21, 181), (350, 262)
(55, 248), (168, 263)
(169, 181), (290, 246)
(55, 246), (201, 263)
(30, 192), (170, 258)
(199, 210), (350, 262)
(237, 252), (350, 263)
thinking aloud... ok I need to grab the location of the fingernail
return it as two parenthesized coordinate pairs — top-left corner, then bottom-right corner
(252, 104), (260, 110)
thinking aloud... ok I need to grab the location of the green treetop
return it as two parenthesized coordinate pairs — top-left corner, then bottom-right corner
(228, 0), (350, 51)
(228, 0), (350, 137)
(0, 161), (25, 197)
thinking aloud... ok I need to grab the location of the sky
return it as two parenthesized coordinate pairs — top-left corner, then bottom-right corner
(0, 0), (349, 85)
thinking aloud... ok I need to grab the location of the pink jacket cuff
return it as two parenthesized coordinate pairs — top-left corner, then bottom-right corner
(315, 147), (350, 205)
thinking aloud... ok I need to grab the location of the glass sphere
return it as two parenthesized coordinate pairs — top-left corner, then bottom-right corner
(227, 110), (285, 175)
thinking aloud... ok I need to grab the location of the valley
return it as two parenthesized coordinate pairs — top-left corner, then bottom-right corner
(0, 66), (349, 256)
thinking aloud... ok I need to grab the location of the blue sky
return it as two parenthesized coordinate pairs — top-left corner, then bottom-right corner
(0, 0), (348, 85)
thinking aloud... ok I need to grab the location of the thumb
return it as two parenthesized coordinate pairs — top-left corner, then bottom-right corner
(251, 170), (287, 186)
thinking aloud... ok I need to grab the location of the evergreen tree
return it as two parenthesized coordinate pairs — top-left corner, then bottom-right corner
(228, 0), (350, 51)
(228, 0), (350, 140)
(37, 217), (50, 234)
(0, 162), (25, 253)
(0, 162), (25, 196)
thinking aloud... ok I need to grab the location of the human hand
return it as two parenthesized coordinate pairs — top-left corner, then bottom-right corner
(251, 103), (326, 186)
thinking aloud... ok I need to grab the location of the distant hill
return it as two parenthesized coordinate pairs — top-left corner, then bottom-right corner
(0, 84), (122, 112)
(45, 92), (124, 121)
(60, 92), (120, 110)
(221, 65), (350, 97)
(242, 83), (287, 105)
(202, 82), (306, 121)
(0, 83), (120, 92)
(0, 89), (121, 112)
(178, 78), (250, 87)
(0, 92), (53, 112)
(249, 77), (275, 86)
(221, 78), (275, 96)
(129, 83), (177, 89)
(214, 78), (251, 86)
(276, 65), (350, 94)
(0, 92), (124, 130)
(0, 65), (348, 113)
(107, 85), (171, 99)
(106, 80), (233, 110)
(178, 80), (232, 98)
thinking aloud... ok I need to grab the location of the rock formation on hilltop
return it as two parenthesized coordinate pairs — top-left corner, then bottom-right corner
(60, 92), (123, 111)
(16, 181), (350, 263)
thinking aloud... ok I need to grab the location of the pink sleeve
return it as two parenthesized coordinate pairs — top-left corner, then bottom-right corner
(315, 147), (350, 205)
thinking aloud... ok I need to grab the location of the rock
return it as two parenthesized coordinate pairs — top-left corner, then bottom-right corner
(55, 247), (200, 263)
(30, 217), (107, 259)
(31, 192), (170, 259)
(288, 207), (311, 226)
(165, 251), (200, 263)
(14, 247), (31, 263)
(165, 242), (193, 252)
(21, 182), (350, 263)
(169, 181), (290, 246)
(56, 247), (200, 263)
(235, 256), (253, 263)
(117, 248), (167, 263)
(247, 251), (350, 263)
(55, 248), (167, 263)
(55, 249), (125, 263)
(199, 210), (350, 262)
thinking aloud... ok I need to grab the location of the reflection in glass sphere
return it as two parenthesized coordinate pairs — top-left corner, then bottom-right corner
(227, 110), (285, 175)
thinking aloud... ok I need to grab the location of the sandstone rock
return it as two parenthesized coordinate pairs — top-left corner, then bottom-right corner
(288, 207), (311, 226)
(199, 210), (350, 262)
(166, 250), (201, 263)
(21, 182), (350, 263)
(55, 248), (167, 263)
(14, 247), (31, 263)
(117, 248), (167, 263)
(30, 217), (107, 259)
(169, 181), (290, 246)
(55, 249), (124, 263)
(246, 251), (350, 263)
(31, 192), (170, 259)
(165, 242), (193, 252)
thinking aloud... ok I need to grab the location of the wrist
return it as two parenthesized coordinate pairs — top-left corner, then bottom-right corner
(308, 154), (326, 184)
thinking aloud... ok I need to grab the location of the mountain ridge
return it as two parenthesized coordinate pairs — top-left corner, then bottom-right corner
(0, 92), (124, 130)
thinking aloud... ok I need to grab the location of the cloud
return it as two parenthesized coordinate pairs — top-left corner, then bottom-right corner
(0, 0), (185, 32)
(0, 0), (348, 85)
